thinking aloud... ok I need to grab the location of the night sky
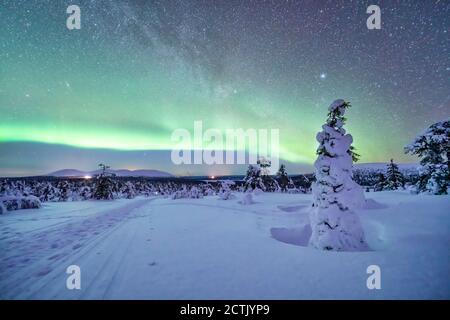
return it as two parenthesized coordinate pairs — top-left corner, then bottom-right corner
(0, 0), (449, 176)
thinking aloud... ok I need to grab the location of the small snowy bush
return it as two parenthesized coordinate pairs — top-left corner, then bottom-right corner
(121, 181), (136, 199)
(0, 195), (41, 213)
(243, 165), (266, 191)
(218, 180), (235, 200)
(239, 192), (255, 205)
(171, 185), (189, 199)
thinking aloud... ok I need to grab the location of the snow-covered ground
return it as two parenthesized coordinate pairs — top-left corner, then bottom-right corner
(0, 191), (449, 299)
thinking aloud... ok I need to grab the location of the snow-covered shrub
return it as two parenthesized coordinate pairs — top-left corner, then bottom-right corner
(218, 180), (235, 200)
(0, 195), (41, 212)
(309, 99), (368, 251)
(203, 185), (215, 196)
(93, 176), (115, 200)
(171, 190), (187, 199)
(373, 173), (386, 192)
(121, 181), (136, 199)
(171, 185), (189, 199)
(21, 195), (42, 209)
(244, 160), (278, 192)
(57, 181), (72, 201)
(243, 165), (266, 191)
(39, 183), (60, 202)
(1, 196), (23, 211)
(189, 186), (203, 199)
(285, 178), (301, 193)
(171, 191), (183, 199)
(78, 186), (92, 200)
(405, 119), (449, 194)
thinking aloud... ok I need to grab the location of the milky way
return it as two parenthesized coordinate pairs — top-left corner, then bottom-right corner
(0, 0), (449, 176)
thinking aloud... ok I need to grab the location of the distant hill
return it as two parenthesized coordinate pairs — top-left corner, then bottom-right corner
(48, 168), (173, 178)
(49, 169), (89, 177)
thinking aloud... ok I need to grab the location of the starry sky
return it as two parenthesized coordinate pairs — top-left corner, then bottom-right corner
(0, 0), (449, 177)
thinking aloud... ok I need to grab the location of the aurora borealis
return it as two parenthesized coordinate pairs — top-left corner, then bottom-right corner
(0, 0), (449, 176)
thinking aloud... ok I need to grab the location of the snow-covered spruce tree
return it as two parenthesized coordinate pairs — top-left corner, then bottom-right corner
(405, 119), (449, 195)
(121, 181), (136, 199)
(373, 173), (386, 192)
(79, 185), (92, 200)
(287, 178), (299, 193)
(57, 181), (71, 201)
(93, 164), (115, 200)
(276, 164), (289, 192)
(93, 176), (114, 200)
(38, 182), (58, 202)
(171, 184), (189, 199)
(218, 180), (235, 200)
(257, 157), (279, 192)
(243, 165), (265, 191)
(203, 184), (215, 196)
(383, 159), (404, 190)
(189, 185), (203, 199)
(309, 99), (368, 251)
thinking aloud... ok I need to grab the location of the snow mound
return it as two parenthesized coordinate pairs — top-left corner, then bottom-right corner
(239, 192), (255, 205)
(277, 205), (307, 213)
(0, 195), (41, 213)
(270, 225), (312, 247)
(363, 198), (388, 209)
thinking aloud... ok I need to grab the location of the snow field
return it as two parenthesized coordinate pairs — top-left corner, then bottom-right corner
(0, 191), (449, 299)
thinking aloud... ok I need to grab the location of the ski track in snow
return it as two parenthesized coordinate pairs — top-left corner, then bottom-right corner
(0, 198), (154, 298)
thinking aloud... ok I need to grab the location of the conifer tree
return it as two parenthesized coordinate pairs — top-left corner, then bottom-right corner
(243, 165), (265, 191)
(374, 173), (386, 192)
(309, 99), (368, 251)
(383, 159), (404, 190)
(93, 163), (115, 200)
(405, 119), (449, 194)
(276, 164), (289, 192)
